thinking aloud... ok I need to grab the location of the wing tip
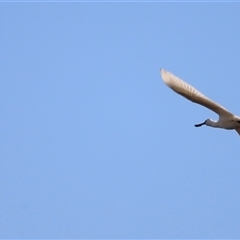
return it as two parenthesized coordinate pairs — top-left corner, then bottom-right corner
(160, 68), (171, 85)
(160, 68), (165, 73)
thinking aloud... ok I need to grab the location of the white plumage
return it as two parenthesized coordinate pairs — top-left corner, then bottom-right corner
(160, 69), (240, 135)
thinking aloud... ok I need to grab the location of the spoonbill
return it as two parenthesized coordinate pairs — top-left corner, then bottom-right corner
(160, 69), (240, 135)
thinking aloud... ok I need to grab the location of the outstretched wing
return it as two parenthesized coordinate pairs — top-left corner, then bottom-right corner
(160, 69), (233, 117)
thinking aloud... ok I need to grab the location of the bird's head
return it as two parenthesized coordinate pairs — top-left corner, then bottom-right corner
(195, 119), (217, 127)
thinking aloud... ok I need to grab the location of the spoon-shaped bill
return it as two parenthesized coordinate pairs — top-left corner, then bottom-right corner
(194, 121), (206, 127)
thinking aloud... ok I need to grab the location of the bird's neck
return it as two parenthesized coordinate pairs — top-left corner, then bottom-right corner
(206, 119), (220, 128)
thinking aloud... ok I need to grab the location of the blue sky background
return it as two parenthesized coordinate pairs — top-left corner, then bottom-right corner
(1, 2), (240, 239)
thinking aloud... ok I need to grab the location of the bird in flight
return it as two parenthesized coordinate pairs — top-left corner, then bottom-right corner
(160, 69), (240, 135)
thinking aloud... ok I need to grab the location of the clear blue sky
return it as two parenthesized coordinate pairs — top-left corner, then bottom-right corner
(1, 2), (240, 238)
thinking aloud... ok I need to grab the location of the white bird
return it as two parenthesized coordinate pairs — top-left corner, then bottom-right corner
(160, 69), (240, 135)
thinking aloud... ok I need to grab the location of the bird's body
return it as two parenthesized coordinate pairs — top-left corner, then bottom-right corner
(160, 69), (240, 135)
